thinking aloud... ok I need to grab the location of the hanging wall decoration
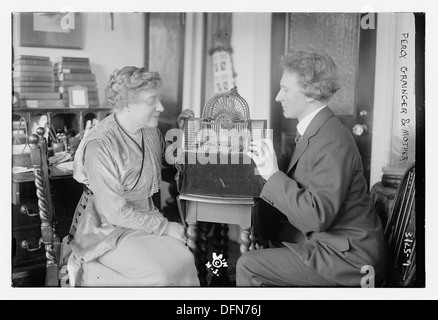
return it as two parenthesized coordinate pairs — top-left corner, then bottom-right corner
(209, 13), (236, 94)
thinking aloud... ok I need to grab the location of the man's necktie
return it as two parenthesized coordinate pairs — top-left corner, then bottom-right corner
(294, 131), (302, 144)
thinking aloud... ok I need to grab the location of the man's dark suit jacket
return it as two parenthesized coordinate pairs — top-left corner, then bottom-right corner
(260, 106), (388, 286)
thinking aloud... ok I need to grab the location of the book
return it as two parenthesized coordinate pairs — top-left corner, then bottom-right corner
(13, 70), (54, 78)
(15, 81), (55, 87)
(88, 99), (100, 107)
(13, 64), (53, 72)
(62, 98), (100, 107)
(56, 86), (97, 94)
(14, 87), (56, 93)
(61, 92), (98, 99)
(16, 54), (50, 61)
(55, 68), (93, 74)
(25, 99), (65, 108)
(54, 56), (90, 63)
(14, 76), (55, 82)
(14, 59), (52, 66)
(18, 92), (61, 100)
(54, 62), (91, 70)
(55, 80), (97, 87)
(56, 73), (96, 81)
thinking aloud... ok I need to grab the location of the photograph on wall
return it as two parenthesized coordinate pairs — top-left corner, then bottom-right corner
(18, 12), (84, 49)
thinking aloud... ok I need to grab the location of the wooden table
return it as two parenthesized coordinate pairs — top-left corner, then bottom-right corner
(177, 193), (262, 286)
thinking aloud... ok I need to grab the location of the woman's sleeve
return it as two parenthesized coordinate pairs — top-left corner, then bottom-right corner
(157, 127), (171, 167)
(84, 139), (169, 234)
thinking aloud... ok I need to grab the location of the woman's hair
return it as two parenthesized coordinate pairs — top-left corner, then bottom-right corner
(106, 66), (162, 109)
(280, 51), (340, 101)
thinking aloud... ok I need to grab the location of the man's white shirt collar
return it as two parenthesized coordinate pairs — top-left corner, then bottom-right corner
(296, 105), (327, 136)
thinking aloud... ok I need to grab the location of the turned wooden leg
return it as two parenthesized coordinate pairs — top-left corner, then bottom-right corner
(197, 222), (212, 287)
(249, 226), (256, 251)
(186, 222), (198, 256)
(240, 227), (251, 255)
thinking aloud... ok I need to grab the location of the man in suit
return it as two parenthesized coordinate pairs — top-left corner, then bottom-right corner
(237, 51), (388, 287)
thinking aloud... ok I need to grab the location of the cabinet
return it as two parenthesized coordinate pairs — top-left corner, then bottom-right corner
(11, 177), (83, 286)
(12, 107), (112, 139)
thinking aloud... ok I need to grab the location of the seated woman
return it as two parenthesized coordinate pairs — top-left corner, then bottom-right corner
(68, 66), (199, 286)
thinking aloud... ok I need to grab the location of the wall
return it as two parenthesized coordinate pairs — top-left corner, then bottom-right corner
(12, 12), (146, 106)
(181, 12), (272, 126)
(231, 13), (272, 128)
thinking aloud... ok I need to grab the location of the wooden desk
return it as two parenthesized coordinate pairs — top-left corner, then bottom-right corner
(12, 162), (74, 205)
(11, 162), (82, 278)
(177, 194), (261, 286)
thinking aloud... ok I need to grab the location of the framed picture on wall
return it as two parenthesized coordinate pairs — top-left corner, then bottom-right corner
(18, 12), (84, 49)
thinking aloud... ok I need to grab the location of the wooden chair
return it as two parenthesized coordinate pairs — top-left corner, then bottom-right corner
(383, 162), (416, 287)
(28, 127), (176, 286)
(28, 128), (63, 286)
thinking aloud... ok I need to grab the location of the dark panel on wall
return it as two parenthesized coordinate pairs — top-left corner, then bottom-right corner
(147, 13), (185, 133)
(203, 13), (233, 109)
(271, 12), (376, 186)
(287, 13), (360, 116)
(270, 13), (286, 158)
(352, 13), (378, 187)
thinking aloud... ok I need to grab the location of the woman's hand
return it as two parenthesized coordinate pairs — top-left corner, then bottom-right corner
(177, 109), (195, 130)
(247, 138), (279, 181)
(163, 221), (187, 244)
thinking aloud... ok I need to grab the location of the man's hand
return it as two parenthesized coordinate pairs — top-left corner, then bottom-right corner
(162, 221), (187, 244)
(247, 138), (279, 181)
(177, 109), (195, 130)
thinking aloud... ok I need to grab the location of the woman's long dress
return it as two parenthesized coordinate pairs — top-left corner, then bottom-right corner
(68, 114), (199, 286)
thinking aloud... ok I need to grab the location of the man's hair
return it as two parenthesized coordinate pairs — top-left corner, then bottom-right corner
(106, 66), (162, 109)
(280, 51), (340, 101)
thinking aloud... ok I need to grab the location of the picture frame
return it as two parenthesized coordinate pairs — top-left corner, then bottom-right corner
(68, 85), (89, 108)
(19, 12), (84, 49)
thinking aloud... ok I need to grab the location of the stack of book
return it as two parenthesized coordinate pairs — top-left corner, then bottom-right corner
(54, 57), (99, 107)
(13, 55), (64, 108)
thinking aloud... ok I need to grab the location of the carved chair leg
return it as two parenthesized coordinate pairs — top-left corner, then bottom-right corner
(240, 227), (251, 255)
(197, 222), (212, 287)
